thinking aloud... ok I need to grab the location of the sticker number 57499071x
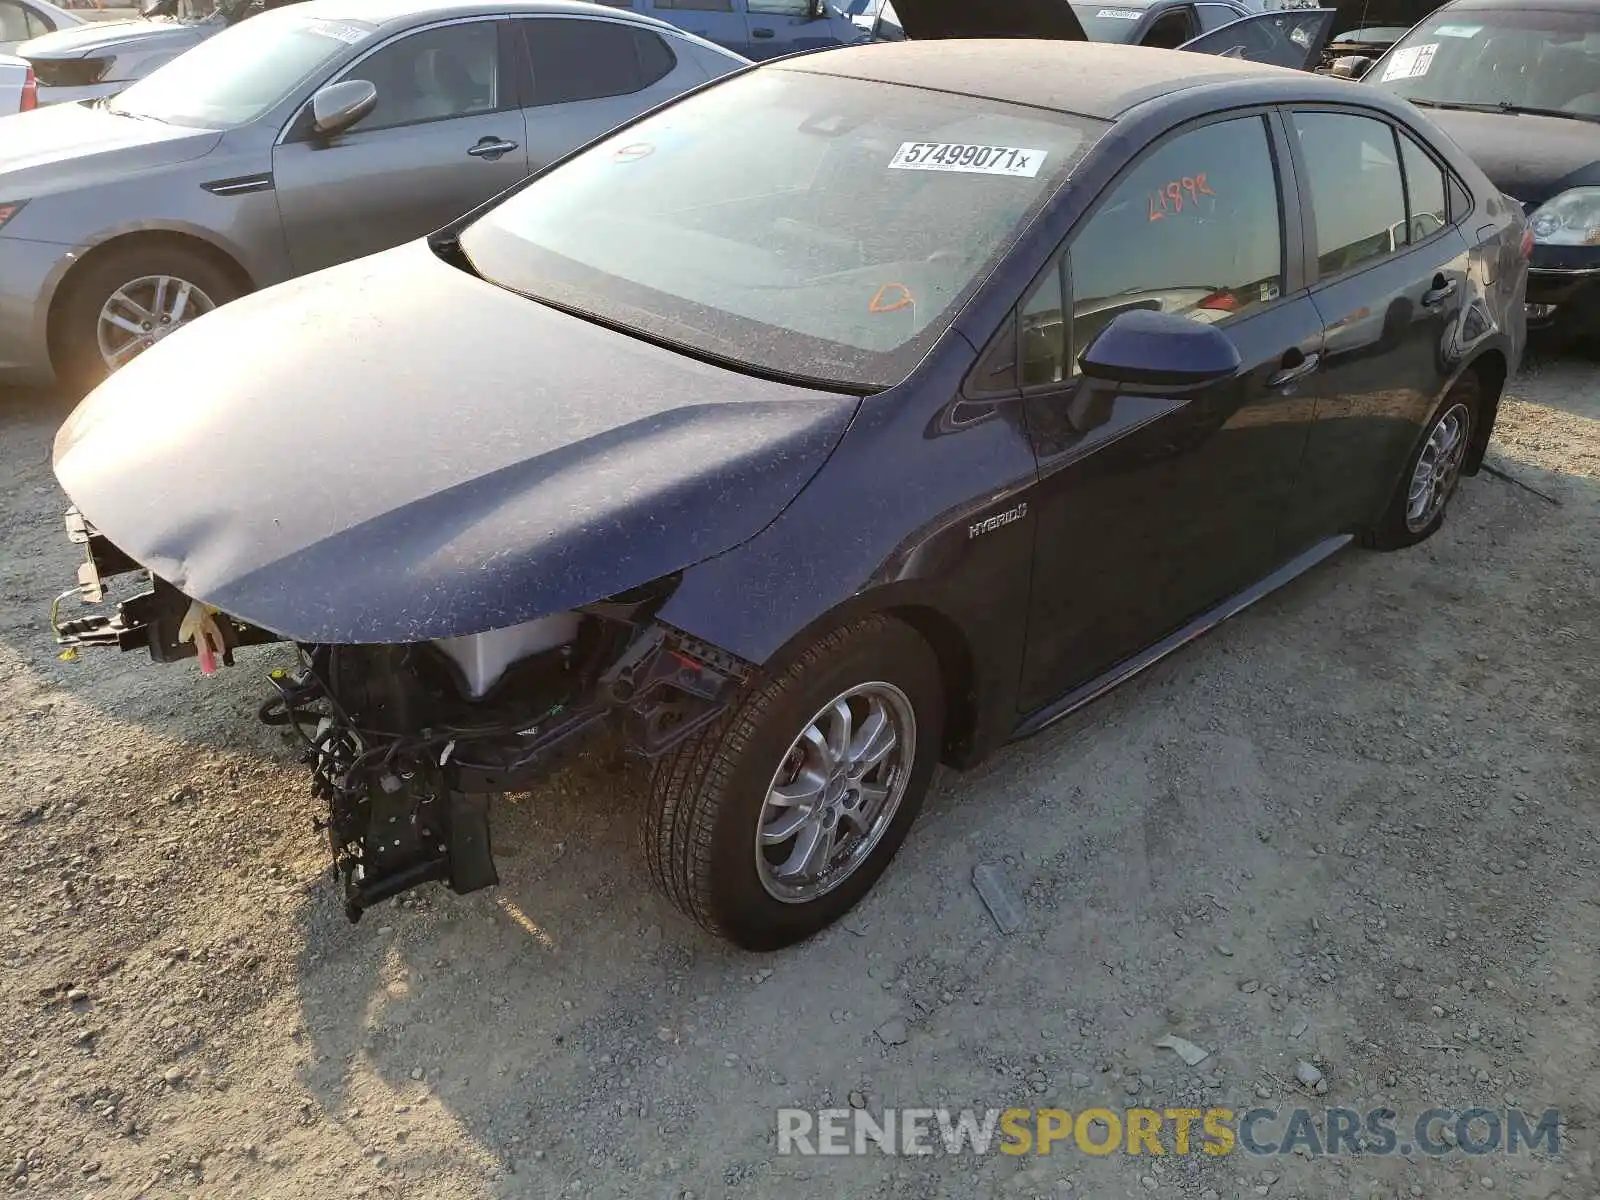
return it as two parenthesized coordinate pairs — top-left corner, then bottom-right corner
(889, 143), (1049, 178)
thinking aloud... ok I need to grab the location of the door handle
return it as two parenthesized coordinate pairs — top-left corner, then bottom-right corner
(467, 137), (519, 161)
(1422, 276), (1460, 307)
(752, 27), (775, 36)
(1268, 350), (1320, 389)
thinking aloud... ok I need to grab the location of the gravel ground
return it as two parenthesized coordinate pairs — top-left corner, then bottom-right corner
(0, 349), (1596, 1200)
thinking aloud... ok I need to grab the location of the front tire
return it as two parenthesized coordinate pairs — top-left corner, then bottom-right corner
(644, 615), (944, 951)
(53, 243), (241, 394)
(1368, 371), (1481, 551)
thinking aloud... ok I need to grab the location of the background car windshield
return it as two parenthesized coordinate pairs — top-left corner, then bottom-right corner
(1069, 3), (1149, 42)
(1371, 7), (1600, 117)
(459, 71), (1104, 389)
(107, 10), (374, 127)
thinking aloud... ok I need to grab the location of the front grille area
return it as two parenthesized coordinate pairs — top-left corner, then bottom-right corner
(26, 57), (110, 89)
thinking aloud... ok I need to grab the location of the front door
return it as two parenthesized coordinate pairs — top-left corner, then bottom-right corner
(1017, 112), (1325, 712)
(273, 18), (529, 275)
(1275, 108), (1473, 552)
(641, 0), (753, 55)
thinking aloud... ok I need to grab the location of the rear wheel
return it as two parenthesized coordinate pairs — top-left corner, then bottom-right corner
(1368, 371), (1481, 551)
(53, 243), (241, 393)
(644, 615), (944, 951)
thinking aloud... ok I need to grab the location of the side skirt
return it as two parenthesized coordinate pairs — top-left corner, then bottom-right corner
(1010, 534), (1353, 742)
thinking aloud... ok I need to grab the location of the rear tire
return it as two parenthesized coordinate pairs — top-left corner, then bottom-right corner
(644, 615), (944, 951)
(53, 243), (242, 394)
(1367, 371), (1482, 552)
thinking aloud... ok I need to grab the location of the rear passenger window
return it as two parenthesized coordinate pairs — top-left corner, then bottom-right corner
(1399, 132), (1448, 244)
(1066, 115), (1285, 370)
(1292, 111), (1407, 277)
(522, 18), (672, 104)
(633, 30), (677, 87)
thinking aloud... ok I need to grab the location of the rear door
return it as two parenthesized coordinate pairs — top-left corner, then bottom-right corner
(1015, 110), (1325, 711)
(1178, 8), (1336, 69)
(640, 0), (753, 55)
(1275, 107), (1474, 553)
(273, 18), (529, 275)
(518, 15), (711, 172)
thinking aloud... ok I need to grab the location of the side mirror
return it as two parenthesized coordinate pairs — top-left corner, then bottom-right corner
(1078, 309), (1241, 388)
(1329, 54), (1374, 79)
(310, 79), (377, 137)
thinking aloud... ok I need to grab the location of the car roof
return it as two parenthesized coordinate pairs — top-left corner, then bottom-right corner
(773, 39), (1348, 120)
(294, 0), (726, 38)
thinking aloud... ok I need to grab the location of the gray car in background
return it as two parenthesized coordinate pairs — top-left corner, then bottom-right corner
(0, 0), (748, 388)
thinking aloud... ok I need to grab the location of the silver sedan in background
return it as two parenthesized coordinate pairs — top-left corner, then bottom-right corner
(0, 0), (748, 389)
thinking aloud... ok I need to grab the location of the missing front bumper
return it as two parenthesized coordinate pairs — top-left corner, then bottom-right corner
(52, 506), (282, 663)
(48, 506), (754, 920)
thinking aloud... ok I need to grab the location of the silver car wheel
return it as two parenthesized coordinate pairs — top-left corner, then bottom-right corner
(756, 682), (917, 905)
(1405, 401), (1472, 533)
(96, 275), (217, 371)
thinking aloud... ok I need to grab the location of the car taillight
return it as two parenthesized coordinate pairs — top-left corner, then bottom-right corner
(20, 66), (37, 113)
(1519, 228), (1535, 260)
(0, 202), (25, 231)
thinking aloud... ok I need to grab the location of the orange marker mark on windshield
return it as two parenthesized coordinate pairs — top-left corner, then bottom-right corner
(1149, 172), (1217, 220)
(870, 283), (914, 314)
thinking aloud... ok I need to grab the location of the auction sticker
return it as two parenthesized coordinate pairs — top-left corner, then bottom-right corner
(889, 142), (1048, 178)
(1434, 24), (1482, 38)
(307, 19), (370, 43)
(1381, 43), (1439, 81)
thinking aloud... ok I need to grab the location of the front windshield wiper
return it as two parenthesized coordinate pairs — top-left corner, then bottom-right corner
(1410, 97), (1600, 124)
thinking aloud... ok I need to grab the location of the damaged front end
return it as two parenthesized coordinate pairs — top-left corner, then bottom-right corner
(52, 507), (751, 921)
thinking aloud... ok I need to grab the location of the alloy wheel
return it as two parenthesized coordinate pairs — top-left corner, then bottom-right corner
(1405, 401), (1472, 533)
(96, 275), (217, 371)
(755, 682), (917, 904)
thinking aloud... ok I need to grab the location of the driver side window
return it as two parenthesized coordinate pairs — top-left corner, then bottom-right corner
(1064, 114), (1285, 374)
(338, 21), (503, 133)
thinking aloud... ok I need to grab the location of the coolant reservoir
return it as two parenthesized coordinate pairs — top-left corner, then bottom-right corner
(432, 613), (581, 699)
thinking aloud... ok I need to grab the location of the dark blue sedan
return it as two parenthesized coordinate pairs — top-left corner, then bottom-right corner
(51, 40), (1530, 950)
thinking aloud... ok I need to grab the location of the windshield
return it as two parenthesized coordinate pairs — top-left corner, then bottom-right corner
(107, 9), (374, 128)
(1070, 3), (1151, 42)
(1371, 7), (1600, 121)
(459, 70), (1104, 390)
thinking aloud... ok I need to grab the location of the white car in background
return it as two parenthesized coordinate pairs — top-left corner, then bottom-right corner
(0, 0), (82, 54)
(0, 50), (36, 113)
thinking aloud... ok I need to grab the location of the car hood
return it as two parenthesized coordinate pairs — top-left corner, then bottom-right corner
(18, 17), (205, 60)
(882, 0), (1087, 40)
(52, 241), (862, 645)
(1423, 108), (1600, 207)
(0, 101), (221, 196)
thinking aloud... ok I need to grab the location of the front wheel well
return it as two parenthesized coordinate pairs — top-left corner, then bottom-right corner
(885, 604), (978, 768)
(46, 231), (254, 371)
